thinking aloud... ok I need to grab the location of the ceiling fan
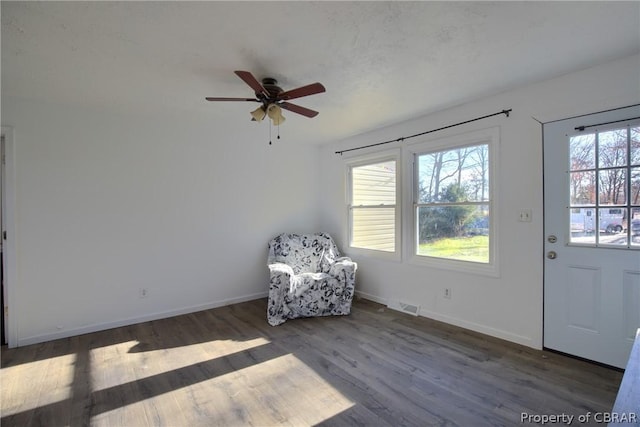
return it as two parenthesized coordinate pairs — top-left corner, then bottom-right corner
(206, 70), (326, 125)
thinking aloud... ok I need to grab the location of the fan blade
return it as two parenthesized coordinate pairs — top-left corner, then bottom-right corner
(234, 70), (270, 98)
(205, 97), (258, 102)
(280, 102), (319, 118)
(278, 82), (326, 101)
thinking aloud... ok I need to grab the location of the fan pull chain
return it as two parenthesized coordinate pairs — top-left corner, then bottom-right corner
(267, 121), (281, 145)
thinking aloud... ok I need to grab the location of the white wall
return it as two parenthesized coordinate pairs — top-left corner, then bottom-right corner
(3, 98), (321, 346)
(319, 54), (640, 349)
(4, 54), (638, 348)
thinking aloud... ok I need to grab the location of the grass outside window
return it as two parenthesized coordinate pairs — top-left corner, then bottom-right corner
(418, 235), (489, 263)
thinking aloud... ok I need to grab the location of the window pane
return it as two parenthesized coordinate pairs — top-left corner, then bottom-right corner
(631, 127), (640, 166)
(570, 134), (595, 171)
(631, 207), (640, 247)
(598, 208), (626, 245)
(570, 208), (596, 244)
(632, 166), (640, 206)
(598, 129), (627, 168)
(417, 145), (489, 204)
(351, 207), (395, 252)
(570, 171), (596, 205)
(598, 168), (626, 205)
(417, 205), (489, 263)
(352, 161), (395, 205)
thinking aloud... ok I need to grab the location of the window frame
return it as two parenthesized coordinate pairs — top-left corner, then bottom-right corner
(345, 149), (402, 261)
(566, 121), (640, 249)
(403, 127), (500, 277)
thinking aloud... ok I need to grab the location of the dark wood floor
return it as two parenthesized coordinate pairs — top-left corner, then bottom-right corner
(1, 297), (623, 426)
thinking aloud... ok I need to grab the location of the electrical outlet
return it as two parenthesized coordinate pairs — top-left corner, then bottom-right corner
(444, 287), (452, 299)
(139, 288), (148, 298)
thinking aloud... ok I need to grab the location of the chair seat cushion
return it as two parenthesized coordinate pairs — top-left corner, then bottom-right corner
(292, 272), (334, 296)
(287, 273), (347, 318)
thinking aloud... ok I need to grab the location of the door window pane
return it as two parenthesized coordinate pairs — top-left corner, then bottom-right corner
(598, 129), (628, 168)
(570, 208), (596, 245)
(631, 127), (640, 166)
(632, 167), (640, 205)
(598, 208), (627, 245)
(631, 207), (640, 247)
(570, 171), (596, 205)
(598, 168), (626, 205)
(570, 134), (595, 170)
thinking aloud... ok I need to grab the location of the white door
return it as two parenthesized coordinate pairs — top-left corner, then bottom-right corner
(544, 105), (640, 369)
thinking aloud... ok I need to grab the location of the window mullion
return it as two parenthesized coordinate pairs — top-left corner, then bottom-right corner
(626, 125), (632, 247)
(595, 131), (601, 246)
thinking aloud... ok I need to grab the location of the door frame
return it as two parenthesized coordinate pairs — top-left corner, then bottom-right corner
(1, 127), (17, 348)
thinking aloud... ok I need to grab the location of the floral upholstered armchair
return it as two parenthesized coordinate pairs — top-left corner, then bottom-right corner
(267, 232), (357, 326)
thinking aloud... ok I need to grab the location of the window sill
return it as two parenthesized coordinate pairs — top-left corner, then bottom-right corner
(347, 246), (402, 263)
(407, 254), (500, 277)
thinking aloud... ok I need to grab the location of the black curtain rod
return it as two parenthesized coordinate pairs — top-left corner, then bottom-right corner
(335, 109), (512, 155)
(575, 116), (640, 132)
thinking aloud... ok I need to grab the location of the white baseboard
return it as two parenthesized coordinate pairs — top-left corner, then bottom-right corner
(355, 292), (539, 349)
(355, 290), (387, 305)
(417, 307), (538, 349)
(17, 291), (269, 347)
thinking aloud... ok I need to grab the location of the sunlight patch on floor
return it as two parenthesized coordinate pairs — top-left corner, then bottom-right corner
(222, 353), (356, 426)
(1, 354), (76, 416)
(92, 352), (355, 426)
(90, 337), (271, 392)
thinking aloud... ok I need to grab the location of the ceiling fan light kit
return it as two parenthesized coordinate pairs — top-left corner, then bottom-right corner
(267, 104), (285, 126)
(206, 70), (325, 130)
(250, 106), (266, 122)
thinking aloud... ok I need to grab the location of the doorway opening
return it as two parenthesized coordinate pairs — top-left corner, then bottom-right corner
(1, 127), (16, 347)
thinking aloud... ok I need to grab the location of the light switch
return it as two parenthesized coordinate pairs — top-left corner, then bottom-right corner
(518, 209), (532, 222)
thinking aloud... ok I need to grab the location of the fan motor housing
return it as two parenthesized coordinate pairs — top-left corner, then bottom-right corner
(261, 78), (283, 98)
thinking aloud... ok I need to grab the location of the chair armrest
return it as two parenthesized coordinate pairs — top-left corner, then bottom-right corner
(267, 263), (295, 326)
(330, 257), (357, 273)
(329, 258), (357, 288)
(268, 262), (294, 276)
(268, 263), (294, 294)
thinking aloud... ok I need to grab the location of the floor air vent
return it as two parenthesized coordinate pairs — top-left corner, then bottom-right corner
(387, 301), (420, 316)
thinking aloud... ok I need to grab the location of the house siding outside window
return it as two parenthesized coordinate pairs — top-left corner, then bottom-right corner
(347, 151), (400, 258)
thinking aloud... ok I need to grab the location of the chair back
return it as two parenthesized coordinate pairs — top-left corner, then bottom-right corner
(268, 233), (341, 274)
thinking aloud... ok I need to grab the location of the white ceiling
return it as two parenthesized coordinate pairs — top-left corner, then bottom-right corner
(2, 1), (639, 145)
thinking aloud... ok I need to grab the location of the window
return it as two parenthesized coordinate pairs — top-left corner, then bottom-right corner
(408, 128), (498, 274)
(347, 154), (399, 255)
(569, 124), (640, 248)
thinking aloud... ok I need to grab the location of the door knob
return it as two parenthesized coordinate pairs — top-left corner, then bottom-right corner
(547, 251), (557, 260)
